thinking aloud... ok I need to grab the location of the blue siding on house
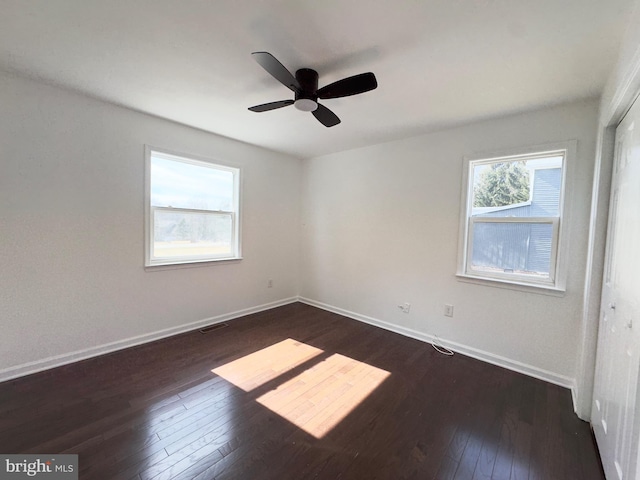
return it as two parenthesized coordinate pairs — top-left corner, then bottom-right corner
(471, 168), (561, 275)
(529, 168), (561, 216)
(471, 222), (554, 274)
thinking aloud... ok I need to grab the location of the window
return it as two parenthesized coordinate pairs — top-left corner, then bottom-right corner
(458, 145), (569, 289)
(145, 147), (241, 267)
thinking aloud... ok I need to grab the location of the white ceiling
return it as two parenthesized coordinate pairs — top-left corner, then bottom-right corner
(0, 0), (635, 158)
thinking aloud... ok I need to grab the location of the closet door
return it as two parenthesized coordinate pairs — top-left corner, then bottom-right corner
(592, 95), (640, 480)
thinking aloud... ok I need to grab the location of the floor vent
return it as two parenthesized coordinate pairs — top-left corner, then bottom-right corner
(199, 323), (229, 334)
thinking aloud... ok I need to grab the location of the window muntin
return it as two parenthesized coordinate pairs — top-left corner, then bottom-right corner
(462, 151), (565, 287)
(146, 148), (240, 266)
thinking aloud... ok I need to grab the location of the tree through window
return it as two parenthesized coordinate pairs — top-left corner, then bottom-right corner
(473, 161), (530, 208)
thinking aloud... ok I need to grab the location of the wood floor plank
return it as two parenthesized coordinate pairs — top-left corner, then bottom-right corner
(0, 303), (604, 480)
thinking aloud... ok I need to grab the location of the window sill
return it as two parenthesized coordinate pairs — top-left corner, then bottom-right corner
(455, 273), (566, 297)
(145, 257), (243, 271)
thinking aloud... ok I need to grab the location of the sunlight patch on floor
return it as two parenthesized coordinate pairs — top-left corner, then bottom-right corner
(256, 353), (390, 438)
(211, 338), (323, 391)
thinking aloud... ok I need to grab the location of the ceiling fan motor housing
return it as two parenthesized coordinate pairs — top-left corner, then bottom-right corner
(294, 68), (319, 111)
(248, 52), (377, 126)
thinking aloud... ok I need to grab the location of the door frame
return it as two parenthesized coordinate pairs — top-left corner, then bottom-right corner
(574, 31), (640, 422)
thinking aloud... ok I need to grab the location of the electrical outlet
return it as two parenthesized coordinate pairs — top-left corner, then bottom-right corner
(267, 279), (273, 288)
(444, 304), (454, 317)
(398, 303), (411, 313)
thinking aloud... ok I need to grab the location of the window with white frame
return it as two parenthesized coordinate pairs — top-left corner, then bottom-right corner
(145, 148), (241, 267)
(459, 147), (567, 288)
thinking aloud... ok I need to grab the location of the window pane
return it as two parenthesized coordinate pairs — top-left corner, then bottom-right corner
(150, 154), (234, 211)
(472, 156), (562, 217)
(470, 222), (553, 278)
(153, 209), (232, 259)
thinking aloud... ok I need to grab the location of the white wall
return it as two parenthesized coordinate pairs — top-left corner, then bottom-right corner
(300, 100), (599, 386)
(600, 0), (640, 124)
(0, 72), (302, 380)
(0, 68), (605, 397)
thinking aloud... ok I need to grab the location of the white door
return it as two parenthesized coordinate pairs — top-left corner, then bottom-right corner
(592, 95), (640, 480)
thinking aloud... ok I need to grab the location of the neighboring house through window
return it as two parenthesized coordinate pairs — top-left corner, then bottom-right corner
(145, 147), (241, 267)
(458, 144), (572, 290)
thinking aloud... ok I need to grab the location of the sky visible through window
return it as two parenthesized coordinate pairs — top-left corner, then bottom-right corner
(151, 155), (234, 211)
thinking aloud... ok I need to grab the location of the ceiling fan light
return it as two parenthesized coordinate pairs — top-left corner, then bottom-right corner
(294, 98), (318, 112)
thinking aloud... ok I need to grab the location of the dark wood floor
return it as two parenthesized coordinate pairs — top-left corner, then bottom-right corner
(0, 303), (603, 480)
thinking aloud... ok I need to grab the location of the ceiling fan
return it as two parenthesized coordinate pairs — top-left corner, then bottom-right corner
(248, 51), (378, 127)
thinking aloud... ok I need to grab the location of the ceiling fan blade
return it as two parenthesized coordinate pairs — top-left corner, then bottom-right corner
(252, 52), (300, 92)
(248, 100), (294, 112)
(317, 72), (377, 99)
(312, 104), (341, 127)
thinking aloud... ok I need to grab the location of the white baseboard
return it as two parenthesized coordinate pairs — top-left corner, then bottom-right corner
(571, 385), (581, 419)
(0, 297), (298, 383)
(3, 296), (577, 399)
(298, 297), (575, 390)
